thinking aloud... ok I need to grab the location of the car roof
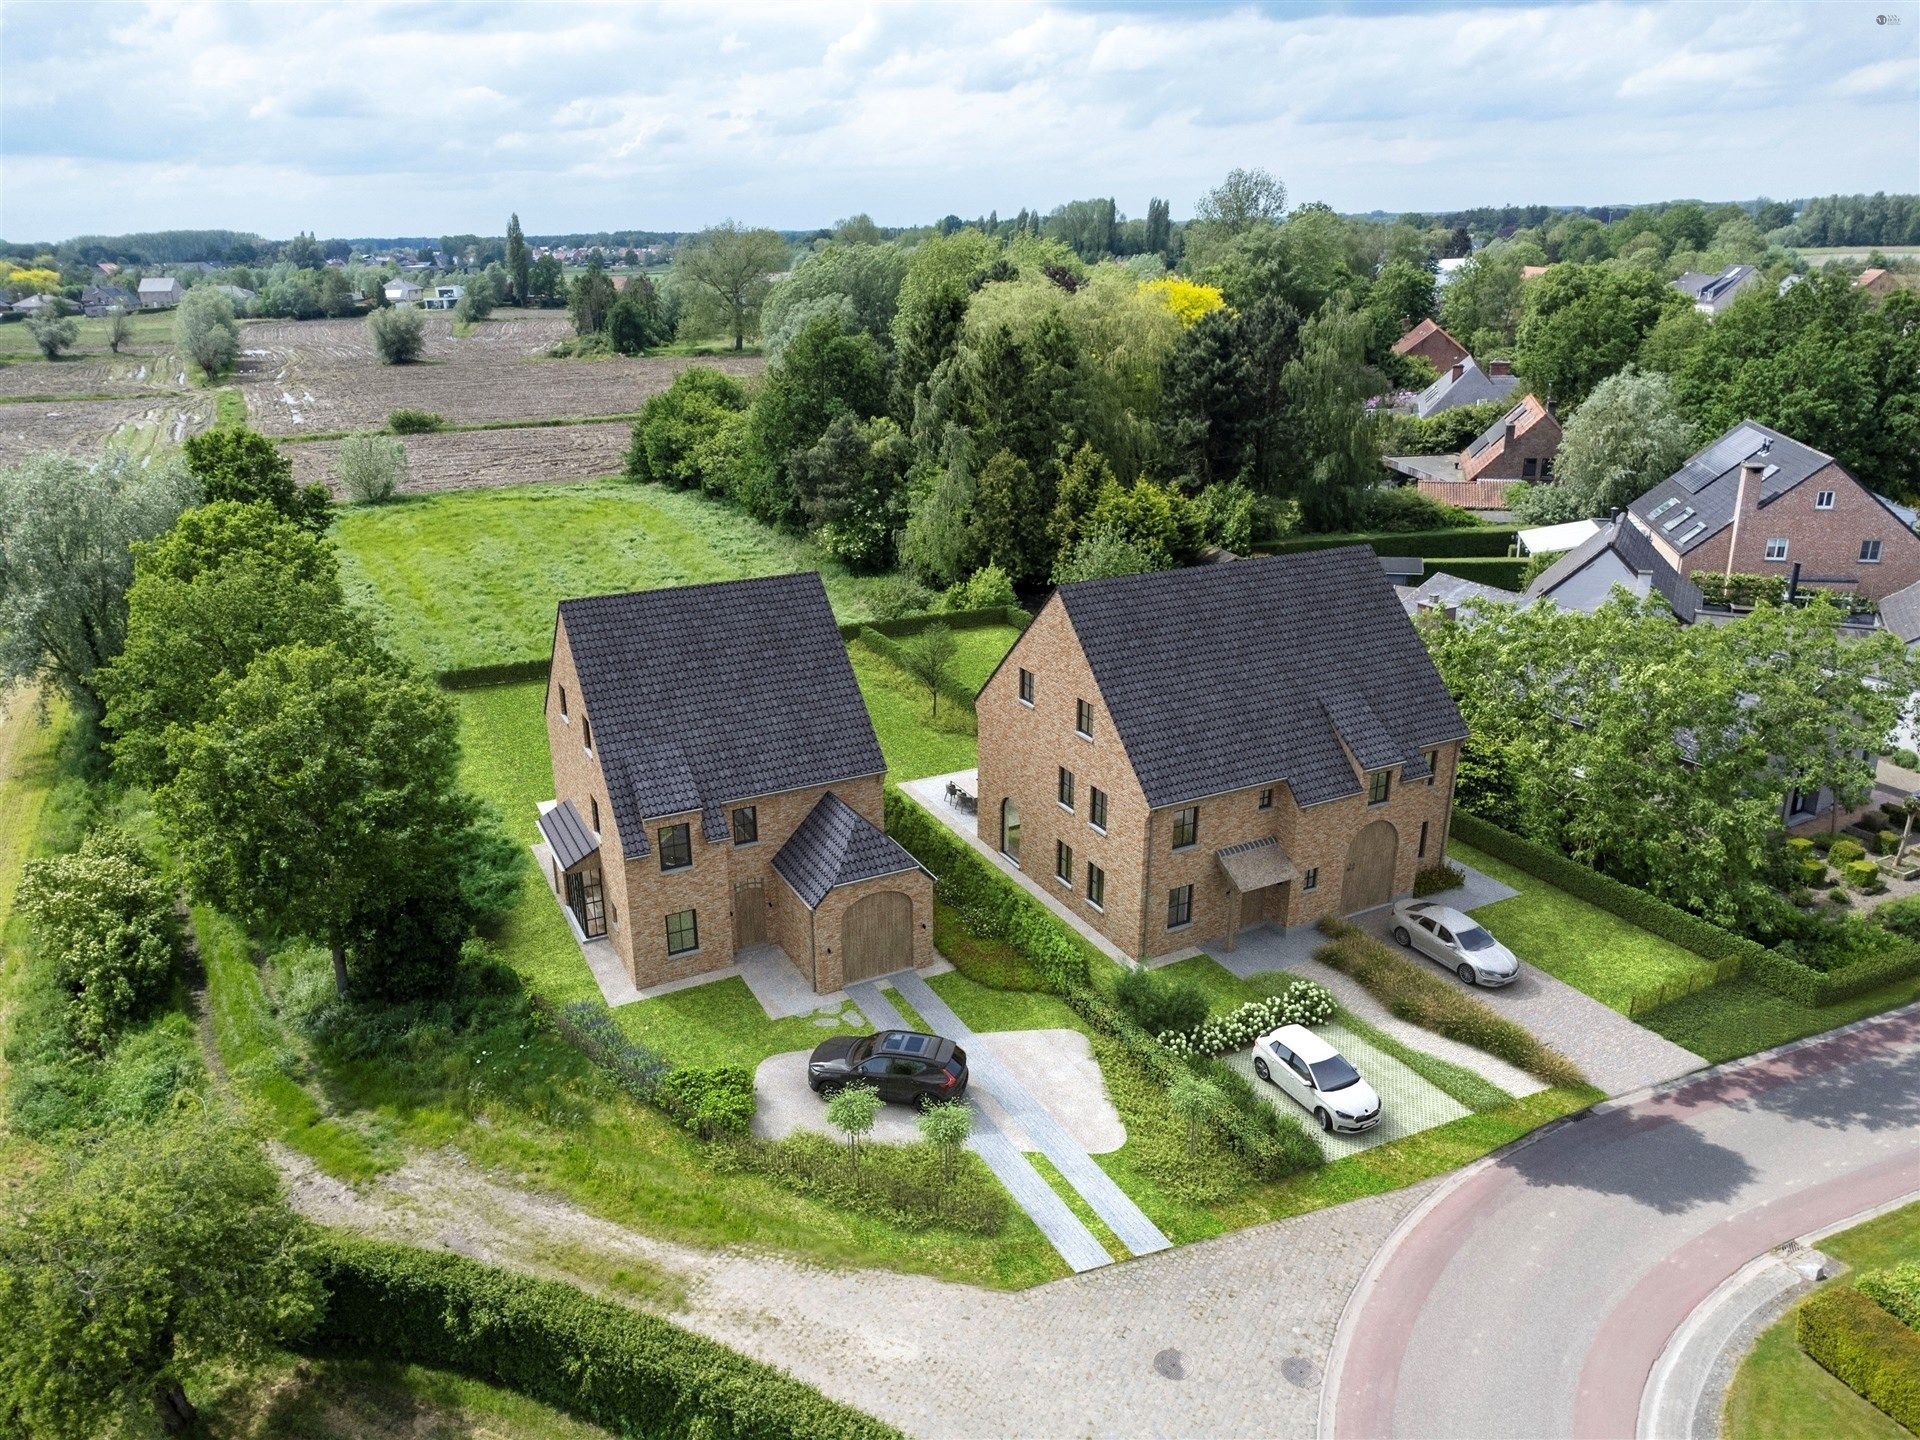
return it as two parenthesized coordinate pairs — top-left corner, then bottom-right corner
(1409, 902), (1474, 929)
(1268, 1023), (1338, 1062)
(874, 1029), (955, 1062)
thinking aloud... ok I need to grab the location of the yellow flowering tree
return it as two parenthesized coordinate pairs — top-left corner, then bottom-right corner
(1142, 276), (1225, 327)
(0, 263), (63, 295)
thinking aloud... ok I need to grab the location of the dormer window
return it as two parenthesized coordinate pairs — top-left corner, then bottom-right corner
(1368, 771), (1392, 806)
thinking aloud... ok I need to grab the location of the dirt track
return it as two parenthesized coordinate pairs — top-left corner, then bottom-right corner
(289, 420), (633, 495)
(0, 394), (217, 463)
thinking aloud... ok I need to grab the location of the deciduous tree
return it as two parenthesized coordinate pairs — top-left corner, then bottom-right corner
(505, 212), (528, 306)
(174, 286), (239, 378)
(672, 221), (789, 350)
(182, 425), (330, 531)
(25, 311), (78, 359)
(1508, 367), (1692, 525)
(898, 623), (959, 719)
(367, 302), (425, 363)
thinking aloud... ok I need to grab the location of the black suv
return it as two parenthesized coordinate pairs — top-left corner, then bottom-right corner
(808, 1030), (969, 1107)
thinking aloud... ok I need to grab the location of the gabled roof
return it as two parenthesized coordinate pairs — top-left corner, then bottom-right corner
(1414, 357), (1519, 418)
(137, 277), (179, 292)
(1464, 393), (1550, 459)
(537, 799), (599, 870)
(557, 572), (884, 852)
(1878, 577), (1920, 645)
(773, 791), (926, 910)
(1391, 317), (1464, 358)
(1525, 516), (1703, 621)
(1053, 548), (1466, 810)
(1626, 421), (1843, 557)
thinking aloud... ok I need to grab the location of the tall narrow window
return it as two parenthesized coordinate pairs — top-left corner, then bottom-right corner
(1418, 820), (1430, 859)
(1085, 862), (1106, 910)
(1302, 867), (1319, 892)
(1018, 668), (1035, 705)
(559, 685), (568, 718)
(1167, 885), (1194, 930)
(1075, 699), (1093, 738)
(581, 715), (593, 751)
(1058, 767), (1075, 810)
(658, 822), (692, 871)
(732, 805), (758, 844)
(1258, 788), (1274, 810)
(1425, 749), (1440, 787)
(665, 909), (699, 955)
(1368, 771), (1392, 806)
(1055, 840), (1073, 885)
(589, 796), (600, 832)
(1088, 787), (1108, 831)
(1172, 806), (1199, 849)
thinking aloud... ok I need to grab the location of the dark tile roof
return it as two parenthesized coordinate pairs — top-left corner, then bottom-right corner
(1878, 578), (1920, 645)
(1055, 548), (1467, 810)
(1674, 264), (1758, 310)
(537, 800), (599, 870)
(557, 572), (885, 852)
(1525, 517), (1703, 622)
(773, 791), (925, 910)
(1414, 358), (1519, 418)
(1626, 421), (1840, 557)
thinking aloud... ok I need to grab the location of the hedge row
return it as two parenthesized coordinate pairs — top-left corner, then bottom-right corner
(1797, 1283), (1920, 1433)
(438, 657), (551, 690)
(1261, 525), (1520, 558)
(305, 1232), (902, 1440)
(835, 605), (1031, 641)
(1861, 1263), (1920, 1332)
(1450, 812), (1920, 1007)
(1428, 557), (1528, 591)
(856, 627), (982, 712)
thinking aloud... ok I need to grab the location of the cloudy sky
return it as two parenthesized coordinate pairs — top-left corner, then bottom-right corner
(3, 0), (1915, 242)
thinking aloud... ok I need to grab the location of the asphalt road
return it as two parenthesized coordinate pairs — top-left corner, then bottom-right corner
(1328, 1006), (1920, 1440)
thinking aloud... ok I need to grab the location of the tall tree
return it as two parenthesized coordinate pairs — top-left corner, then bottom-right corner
(1508, 367), (1692, 525)
(174, 287), (239, 379)
(672, 221), (789, 351)
(1158, 296), (1299, 492)
(567, 255), (618, 336)
(1511, 263), (1681, 408)
(182, 426), (331, 532)
(1145, 197), (1172, 257)
(1281, 301), (1381, 531)
(505, 212), (528, 306)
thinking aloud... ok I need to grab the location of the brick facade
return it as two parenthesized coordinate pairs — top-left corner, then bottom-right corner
(1391, 319), (1469, 376)
(1459, 396), (1561, 484)
(977, 596), (1461, 961)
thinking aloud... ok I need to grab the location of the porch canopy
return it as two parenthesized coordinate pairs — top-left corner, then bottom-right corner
(1216, 836), (1298, 892)
(538, 799), (599, 870)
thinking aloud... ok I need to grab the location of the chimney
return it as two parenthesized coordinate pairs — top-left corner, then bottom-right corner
(1450, 361), (1464, 381)
(1504, 419), (1518, 445)
(1725, 460), (1765, 579)
(1787, 561), (1802, 604)
(1488, 358), (1512, 377)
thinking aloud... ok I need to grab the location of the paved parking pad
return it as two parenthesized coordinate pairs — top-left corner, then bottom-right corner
(1220, 1017), (1469, 1159)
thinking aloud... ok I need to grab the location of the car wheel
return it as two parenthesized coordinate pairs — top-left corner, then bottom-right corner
(1253, 1056), (1271, 1082)
(1393, 925), (1412, 947)
(1457, 963), (1476, 985)
(1315, 1107), (1333, 1133)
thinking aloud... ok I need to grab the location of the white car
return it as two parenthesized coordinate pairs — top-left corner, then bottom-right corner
(1390, 900), (1520, 987)
(1251, 1023), (1381, 1134)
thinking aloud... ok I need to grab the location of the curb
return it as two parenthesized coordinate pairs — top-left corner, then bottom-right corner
(1316, 999), (1920, 1440)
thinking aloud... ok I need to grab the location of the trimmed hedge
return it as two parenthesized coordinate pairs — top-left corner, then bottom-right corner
(1862, 1264), (1920, 1332)
(438, 657), (551, 690)
(1797, 1282), (1920, 1433)
(1260, 525), (1519, 558)
(306, 1232), (903, 1440)
(856, 627), (980, 712)
(835, 605), (1030, 642)
(1428, 557), (1527, 591)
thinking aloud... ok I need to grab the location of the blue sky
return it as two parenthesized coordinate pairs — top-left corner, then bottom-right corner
(2, 0), (1914, 241)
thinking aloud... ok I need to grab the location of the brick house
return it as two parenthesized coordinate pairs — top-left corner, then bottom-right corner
(1390, 318), (1469, 376)
(975, 549), (1467, 961)
(1384, 393), (1562, 511)
(1626, 421), (1920, 603)
(540, 573), (932, 994)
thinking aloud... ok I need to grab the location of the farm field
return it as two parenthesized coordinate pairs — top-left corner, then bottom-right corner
(290, 418), (633, 495)
(332, 479), (895, 672)
(0, 391), (222, 464)
(236, 312), (762, 435)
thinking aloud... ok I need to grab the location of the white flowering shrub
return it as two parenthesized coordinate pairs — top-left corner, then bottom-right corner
(1157, 977), (1336, 1057)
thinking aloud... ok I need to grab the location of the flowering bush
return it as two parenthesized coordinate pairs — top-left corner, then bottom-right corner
(1142, 276), (1226, 326)
(1157, 978), (1335, 1056)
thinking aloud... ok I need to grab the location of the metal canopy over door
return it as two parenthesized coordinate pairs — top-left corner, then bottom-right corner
(842, 889), (912, 983)
(733, 879), (766, 949)
(1343, 819), (1399, 914)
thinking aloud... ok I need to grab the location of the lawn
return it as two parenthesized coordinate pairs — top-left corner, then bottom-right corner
(0, 307), (176, 363)
(1449, 839), (1716, 1013)
(849, 640), (980, 780)
(1723, 1201), (1920, 1440)
(949, 623), (1024, 693)
(1638, 971), (1920, 1064)
(331, 481), (898, 673)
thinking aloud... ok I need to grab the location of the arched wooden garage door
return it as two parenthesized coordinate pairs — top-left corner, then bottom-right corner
(1343, 819), (1399, 914)
(843, 889), (913, 983)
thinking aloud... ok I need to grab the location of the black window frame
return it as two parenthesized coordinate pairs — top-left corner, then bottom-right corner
(1057, 766), (1075, 810)
(1302, 867), (1319, 892)
(732, 805), (759, 845)
(1425, 749), (1440, 786)
(1258, 788), (1274, 810)
(1368, 771), (1392, 806)
(589, 796), (600, 832)
(559, 685), (568, 718)
(1172, 806), (1199, 850)
(581, 715), (593, 751)
(1167, 884), (1194, 930)
(1086, 861), (1105, 910)
(1055, 839), (1073, 885)
(658, 822), (693, 872)
(1088, 786), (1108, 832)
(1018, 668), (1035, 705)
(1075, 698), (1093, 738)
(1418, 819), (1430, 858)
(664, 908), (699, 955)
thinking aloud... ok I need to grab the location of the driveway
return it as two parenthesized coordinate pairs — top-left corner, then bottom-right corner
(1326, 1005), (1920, 1440)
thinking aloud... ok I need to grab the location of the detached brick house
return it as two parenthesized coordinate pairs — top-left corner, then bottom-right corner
(541, 573), (932, 994)
(1390, 318), (1469, 376)
(1384, 393), (1562, 511)
(1626, 422), (1920, 603)
(976, 549), (1467, 961)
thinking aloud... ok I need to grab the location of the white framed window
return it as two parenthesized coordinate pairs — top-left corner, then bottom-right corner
(1816, 490), (1836, 510)
(1861, 539), (1884, 563)
(1763, 538), (1789, 562)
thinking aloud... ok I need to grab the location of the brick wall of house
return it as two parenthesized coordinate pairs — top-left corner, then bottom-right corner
(1400, 328), (1468, 375)
(809, 868), (936, 993)
(545, 621), (635, 972)
(1460, 406), (1561, 483)
(1674, 461), (1920, 603)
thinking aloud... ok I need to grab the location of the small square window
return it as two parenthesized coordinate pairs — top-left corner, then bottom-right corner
(1764, 538), (1789, 562)
(1172, 806), (1199, 850)
(1057, 766), (1075, 810)
(589, 796), (600, 832)
(1816, 490), (1836, 510)
(1018, 668), (1035, 705)
(732, 805), (758, 845)
(1258, 788), (1274, 810)
(1086, 862), (1105, 910)
(1167, 885), (1193, 930)
(1368, 771), (1392, 806)
(1055, 839), (1073, 885)
(1089, 787), (1107, 831)
(658, 822), (692, 871)
(1418, 820), (1430, 859)
(665, 909), (699, 955)
(581, 715), (593, 751)
(1302, 867), (1319, 892)
(1522, 457), (1538, 478)
(1075, 699), (1093, 738)
(1861, 539), (1884, 563)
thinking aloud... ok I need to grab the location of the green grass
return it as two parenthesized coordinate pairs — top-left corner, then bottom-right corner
(1029, 1151), (1129, 1261)
(330, 481), (899, 673)
(1638, 971), (1920, 1064)
(948, 624), (1023, 693)
(214, 387), (247, 427)
(849, 641), (979, 780)
(0, 307), (175, 362)
(1450, 840), (1716, 1013)
(1335, 1007), (1513, 1113)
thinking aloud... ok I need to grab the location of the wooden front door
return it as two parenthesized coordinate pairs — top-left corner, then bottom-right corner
(1344, 819), (1400, 913)
(733, 879), (766, 950)
(843, 890), (913, 983)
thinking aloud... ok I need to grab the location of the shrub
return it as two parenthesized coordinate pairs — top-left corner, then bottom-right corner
(1158, 979), (1336, 1056)
(1800, 859), (1830, 886)
(1876, 829), (1902, 856)
(388, 409), (446, 434)
(1830, 887), (1852, 906)
(174, 287), (239, 377)
(305, 1231), (901, 1439)
(1830, 838), (1867, 866)
(1890, 747), (1920, 771)
(1786, 836), (1815, 856)
(716, 1133), (1009, 1236)
(941, 564), (1018, 613)
(1860, 1263), (1920, 1332)
(1797, 1283), (1920, 1433)
(26, 312), (80, 359)
(1112, 966), (1208, 1037)
(865, 577), (934, 621)
(367, 305), (425, 364)
(1348, 486), (1477, 533)
(1263, 524), (1517, 559)
(1844, 859), (1882, 891)
(1315, 920), (1586, 1088)
(1412, 861), (1465, 897)
(1788, 888), (1813, 907)
(334, 431), (407, 504)
(657, 1065), (755, 1139)
(624, 368), (751, 491)
(549, 1000), (670, 1102)
(1811, 832), (1836, 853)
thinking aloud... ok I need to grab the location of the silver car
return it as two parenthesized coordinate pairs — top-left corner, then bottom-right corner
(1390, 901), (1520, 987)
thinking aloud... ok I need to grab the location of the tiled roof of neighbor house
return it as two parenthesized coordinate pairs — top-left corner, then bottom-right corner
(1464, 394), (1548, 459)
(773, 791), (926, 910)
(1525, 516), (1704, 621)
(1625, 420), (1855, 557)
(1858, 267), (1889, 287)
(537, 799), (599, 870)
(1414, 357), (1519, 418)
(137, 277), (178, 292)
(1399, 571), (1525, 619)
(557, 572), (885, 853)
(1382, 454), (1463, 485)
(1390, 317), (1463, 357)
(1877, 577), (1920, 645)
(1673, 264), (1758, 310)
(1056, 547), (1466, 810)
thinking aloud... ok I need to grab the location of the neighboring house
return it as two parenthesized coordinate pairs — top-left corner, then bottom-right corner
(1390, 318), (1468, 376)
(1520, 265), (1550, 281)
(1673, 264), (1758, 315)
(1398, 571), (1524, 621)
(11, 294), (58, 316)
(216, 284), (256, 304)
(1384, 393), (1562, 511)
(1857, 267), (1901, 299)
(541, 572), (933, 995)
(81, 284), (137, 316)
(384, 279), (424, 304)
(1412, 356), (1519, 419)
(137, 277), (183, 309)
(421, 285), (464, 310)
(1524, 515), (1703, 621)
(1626, 421), (1920, 603)
(975, 549), (1466, 960)
(1517, 517), (1605, 557)
(1377, 556), (1424, 587)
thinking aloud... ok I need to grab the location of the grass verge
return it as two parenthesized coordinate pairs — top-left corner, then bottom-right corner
(1639, 972), (1920, 1064)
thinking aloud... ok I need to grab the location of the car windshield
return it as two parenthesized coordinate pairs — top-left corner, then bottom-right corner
(1309, 1055), (1361, 1092)
(1458, 926), (1498, 951)
(848, 1037), (875, 1063)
